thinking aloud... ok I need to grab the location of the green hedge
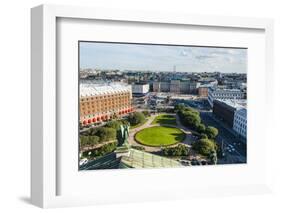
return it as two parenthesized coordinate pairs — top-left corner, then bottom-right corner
(82, 142), (117, 158)
(162, 144), (189, 156)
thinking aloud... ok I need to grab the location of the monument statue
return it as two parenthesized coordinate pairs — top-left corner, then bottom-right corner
(123, 124), (130, 146)
(117, 123), (130, 148)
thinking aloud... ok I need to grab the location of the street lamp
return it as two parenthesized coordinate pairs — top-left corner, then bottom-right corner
(88, 151), (92, 158)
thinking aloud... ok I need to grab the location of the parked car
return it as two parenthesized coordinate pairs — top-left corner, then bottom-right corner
(79, 158), (88, 166)
(180, 160), (191, 166)
(201, 160), (208, 165)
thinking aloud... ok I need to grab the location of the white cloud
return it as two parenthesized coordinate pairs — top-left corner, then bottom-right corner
(80, 42), (247, 73)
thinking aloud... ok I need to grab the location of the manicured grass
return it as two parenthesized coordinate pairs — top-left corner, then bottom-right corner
(152, 114), (177, 126)
(135, 126), (185, 147)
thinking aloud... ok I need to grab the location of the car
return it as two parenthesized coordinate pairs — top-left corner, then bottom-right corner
(79, 158), (88, 166)
(181, 160), (191, 166)
(191, 160), (197, 166)
(201, 160), (208, 165)
(186, 161), (191, 166)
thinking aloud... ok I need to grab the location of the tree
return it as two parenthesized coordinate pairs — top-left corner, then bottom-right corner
(142, 110), (151, 117)
(205, 126), (219, 139)
(181, 147), (189, 156)
(112, 113), (118, 120)
(131, 145), (145, 151)
(174, 103), (185, 112)
(181, 111), (201, 129)
(88, 135), (100, 146)
(197, 123), (206, 133)
(177, 105), (213, 137)
(128, 112), (145, 125)
(192, 138), (216, 156)
(200, 133), (208, 139)
(185, 107), (200, 116)
(80, 135), (90, 147)
(162, 147), (169, 156)
(87, 127), (98, 136)
(96, 127), (117, 142)
(162, 144), (189, 156)
(80, 135), (100, 147)
(82, 142), (117, 158)
(209, 150), (218, 165)
(105, 120), (122, 130)
(121, 119), (129, 126)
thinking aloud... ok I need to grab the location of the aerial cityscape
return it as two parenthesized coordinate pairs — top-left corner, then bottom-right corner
(79, 42), (247, 170)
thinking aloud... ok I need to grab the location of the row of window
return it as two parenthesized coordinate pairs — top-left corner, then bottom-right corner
(234, 126), (246, 137)
(80, 93), (130, 102)
(80, 109), (132, 120)
(234, 122), (246, 130)
(81, 104), (129, 109)
(81, 100), (130, 106)
(213, 93), (244, 97)
(233, 120), (247, 136)
(235, 115), (247, 123)
(81, 104), (129, 112)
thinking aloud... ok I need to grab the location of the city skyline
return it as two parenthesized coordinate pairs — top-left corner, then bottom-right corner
(80, 42), (247, 73)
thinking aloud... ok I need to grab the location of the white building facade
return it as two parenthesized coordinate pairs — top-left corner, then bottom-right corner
(153, 80), (199, 94)
(208, 87), (245, 107)
(233, 108), (247, 138)
(132, 83), (149, 95)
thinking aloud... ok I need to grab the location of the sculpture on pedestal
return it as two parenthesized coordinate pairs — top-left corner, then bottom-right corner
(117, 123), (130, 149)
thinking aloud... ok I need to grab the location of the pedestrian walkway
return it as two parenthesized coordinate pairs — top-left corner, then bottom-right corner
(128, 113), (196, 151)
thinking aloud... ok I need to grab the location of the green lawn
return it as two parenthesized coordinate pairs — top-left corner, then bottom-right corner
(135, 126), (185, 147)
(152, 114), (177, 126)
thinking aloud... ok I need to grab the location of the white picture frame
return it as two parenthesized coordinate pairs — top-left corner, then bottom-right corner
(31, 4), (274, 208)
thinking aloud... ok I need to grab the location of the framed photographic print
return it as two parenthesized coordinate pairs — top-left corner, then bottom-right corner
(78, 41), (247, 170)
(31, 4), (274, 208)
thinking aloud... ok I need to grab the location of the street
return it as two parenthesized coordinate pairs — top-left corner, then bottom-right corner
(200, 111), (247, 164)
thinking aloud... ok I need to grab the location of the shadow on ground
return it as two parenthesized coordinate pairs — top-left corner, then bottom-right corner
(18, 196), (31, 205)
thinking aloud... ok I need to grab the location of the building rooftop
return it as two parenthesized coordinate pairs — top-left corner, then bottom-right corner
(133, 82), (149, 85)
(210, 87), (242, 92)
(80, 148), (182, 170)
(121, 149), (181, 169)
(215, 99), (247, 109)
(198, 84), (214, 88)
(80, 83), (132, 97)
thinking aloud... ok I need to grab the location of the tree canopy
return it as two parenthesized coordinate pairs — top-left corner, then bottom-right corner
(80, 135), (100, 147)
(176, 105), (219, 140)
(128, 112), (146, 126)
(95, 127), (117, 142)
(174, 103), (185, 112)
(205, 126), (219, 139)
(162, 144), (189, 156)
(178, 106), (201, 130)
(105, 120), (122, 130)
(209, 150), (218, 165)
(197, 123), (206, 133)
(192, 138), (216, 156)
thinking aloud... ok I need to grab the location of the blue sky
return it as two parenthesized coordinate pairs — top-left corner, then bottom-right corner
(79, 42), (247, 73)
